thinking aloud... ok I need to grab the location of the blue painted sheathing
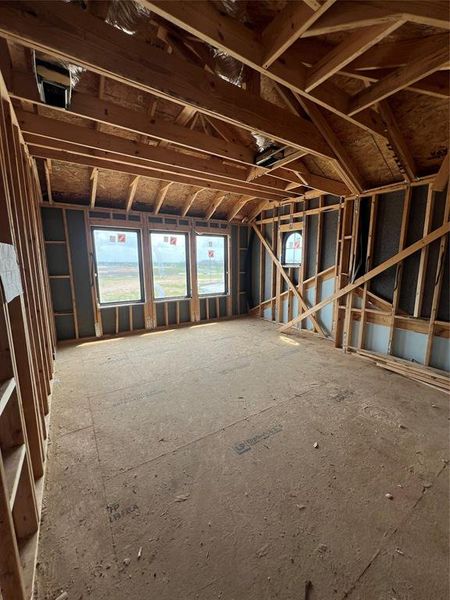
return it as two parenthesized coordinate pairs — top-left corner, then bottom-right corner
(305, 287), (315, 331)
(281, 298), (289, 323)
(430, 336), (450, 372)
(263, 306), (272, 321)
(351, 320), (360, 347)
(392, 329), (427, 364)
(317, 277), (334, 335)
(364, 322), (389, 354)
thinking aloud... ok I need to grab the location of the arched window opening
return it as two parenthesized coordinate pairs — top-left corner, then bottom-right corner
(283, 231), (302, 266)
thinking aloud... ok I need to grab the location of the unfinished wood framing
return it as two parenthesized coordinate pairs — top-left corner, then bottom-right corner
(0, 3), (449, 598)
(251, 180), (449, 381)
(0, 69), (54, 600)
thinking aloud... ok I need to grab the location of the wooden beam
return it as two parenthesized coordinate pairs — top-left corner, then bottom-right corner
(251, 223), (326, 336)
(227, 196), (253, 221)
(153, 181), (172, 214)
(302, 1), (450, 37)
(43, 158), (52, 204)
(89, 167), (98, 208)
(266, 149), (309, 171)
(203, 115), (247, 147)
(24, 136), (294, 203)
(302, 0), (321, 10)
(270, 162), (349, 196)
(387, 186), (411, 354)
(349, 32), (450, 70)
(0, 458), (27, 600)
(305, 20), (404, 92)
(376, 100), (416, 181)
(140, 0), (388, 138)
(261, 0), (336, 68)
(349, 37), (450, 115)
(246, 200), (270, 222)
(424, 185), (450, 365)
(287, 89), (364, 193)
(432, 153), (449, 192)
(343, 68), (450, 100)
(126, 175), (140, 212)
(205, 192), (226, 220)
(9, 71), (254, 165)
(0, 2), (334, 159)
(16, 110), (292, 198)
(181, 187), (204, 217)
(281, 35), (450, 98)
(413, 186), (434, 317)
(30, 144), (295, 204)
(280, 220), (450, 331)
(293, 168), (350, 196)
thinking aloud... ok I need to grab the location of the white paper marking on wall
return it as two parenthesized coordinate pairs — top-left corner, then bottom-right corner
(0, 243), (23, 303)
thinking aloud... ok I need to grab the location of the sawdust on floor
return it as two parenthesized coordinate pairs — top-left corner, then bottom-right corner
(34, 318), (449, 600)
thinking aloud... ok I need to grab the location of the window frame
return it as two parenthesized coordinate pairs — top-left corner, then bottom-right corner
(282, 230), (303, 268)
(91, 226), (145, 307)
(195, 233), (229, 298)
(149, 230), (191, 302)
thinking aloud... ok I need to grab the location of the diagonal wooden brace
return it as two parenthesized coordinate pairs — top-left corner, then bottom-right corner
(280, 221), (450, 332)
(251, 224), (326, 337)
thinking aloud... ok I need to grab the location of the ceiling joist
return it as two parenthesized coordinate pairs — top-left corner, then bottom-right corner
(17, 112), (300, 202)
(260, 0), (337, 69)
(142, 0), (388, 138)
(349, 36), (450, 114)
(302, 0), (450, 37)
(0, 1), (334, 160)
(305, 19), (404, 92)
(89, 167), (99, 208)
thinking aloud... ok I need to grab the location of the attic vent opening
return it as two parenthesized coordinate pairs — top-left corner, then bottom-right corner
(33, 51), (73, 109)
(255, 144), (290, 168)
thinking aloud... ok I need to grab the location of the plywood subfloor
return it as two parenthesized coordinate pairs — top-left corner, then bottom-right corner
(35, 318), (449, 600)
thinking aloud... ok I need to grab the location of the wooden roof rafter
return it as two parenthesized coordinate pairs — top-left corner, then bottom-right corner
(28, 145), (300, 205)
(181, 186), (204, 217)
(227, 195), (254, 222)
(0, 1), (335, 160)
(153, 180), (173, 214)
(260, 0), (337, 69)
(16, 111), (301, 199)
(0, 0), (447, 213)
(8, 71), (255, 165)
(126, 175), (140, 212)
(299, 0), (450, 37)
(89, 166), (99, 208)
(348, 34), (450, 114)
(43, 158), (52, 204)
(140, 0), (389, 138)
(205, 191), (226, 220)
(260, 34), (449, 99)
(304, 19), (405, 92)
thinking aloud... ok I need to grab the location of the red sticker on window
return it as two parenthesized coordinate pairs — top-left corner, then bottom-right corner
(294, 240), (301, 249)
(170, 236), (177, 245)
(208, 249), (215, 258)
(117, 233), (126, 243)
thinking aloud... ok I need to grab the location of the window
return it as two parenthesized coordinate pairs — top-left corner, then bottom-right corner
(283, 231), (303, 266)
(92, 228), (143, 305)
(196, 234), (227, 296)
(150, 232), (189, 299)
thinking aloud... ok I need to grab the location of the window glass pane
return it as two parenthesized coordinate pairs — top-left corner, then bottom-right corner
(284, 232), (302, 265)
(196, 235), (226, 295)
(93, 229), (142, 304)
(150, 233), (188, 299)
